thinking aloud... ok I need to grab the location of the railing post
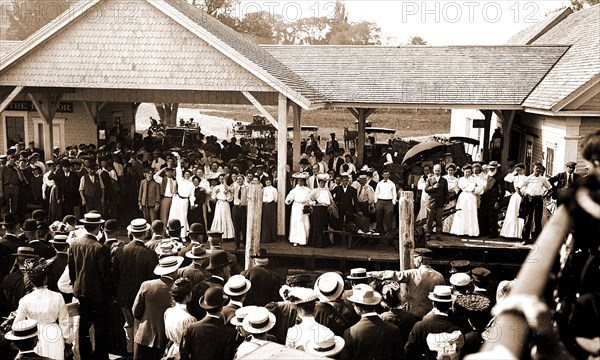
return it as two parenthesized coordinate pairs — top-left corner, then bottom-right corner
(398, 191), (414, 304)
(245, 182), (263, 270)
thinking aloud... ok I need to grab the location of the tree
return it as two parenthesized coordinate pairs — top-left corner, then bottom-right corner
(6, 0), (76, 40)
(571, 0), (600, 10)
(326, 1), (381, 45)
(408, 36), (427, 45)
(236, 11), (275, 44)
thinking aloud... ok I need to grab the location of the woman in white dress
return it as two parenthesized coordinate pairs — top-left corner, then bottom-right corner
(15, 258), (71, 359)
(450, 165), (482, 237)
(169, 157), (196, 238)
(442, 163), (460, 233)
(285, 173), (311, 246)
(210, 174), (236, 240)
(500, 164), (527, 239)
(164, 278), (196, 359)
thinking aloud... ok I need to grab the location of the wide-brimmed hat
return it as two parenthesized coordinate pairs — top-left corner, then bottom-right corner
(205, 250), (233, 270)
(280, 286), (318, 305)
(241, 307), (276, 334)
(79, 212), (105, 225)
(224, 275), (252, 296)
(348, 284), (382, 305)
(167, 219), (182, 232)
(487, 161), (499, 169)
(157, 242), (178, 257)
(186, 244), (209, 259)
(50, 234), (68, 244)
(20, 219), (38, 232)
(455, 294), (491, 313)
(250, 248), (269, 259)
(450, 273), (472, 287)
(414, 248), (433, 257)
(304, 336), (345, 358)
(5, 319), (39, 341)
(316, 173), (330, 182)
(153, 256), (184, 276)
(200, 287), (228, 310)
(11, 246), (37, 258)
(428, 285), (455, 302)
(449, 260), (471, 274)
(291, 172), (309, 179)
(347, 268), (368, 280)
(230, 306), (259, 326)
(314, 272), (344, 301)
(127, 218), (151, 233)
(0, 214), (19, 226)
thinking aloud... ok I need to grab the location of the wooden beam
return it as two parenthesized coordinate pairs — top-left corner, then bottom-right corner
(28, 93), (49, 122)
(292, 104), (302, 172)
(242, 91), (278, 128)
(277, 94), (288, 237)
(365, 108), (377, 118)
(28, 92), (63, 161)
(82, 101), (99, 125)
(0, 86), (24, 113)
(347, 107), (359, 120)
(481, 110), (493, 161)
(357, 108), (366, 165)
(501, 110), (515, 174)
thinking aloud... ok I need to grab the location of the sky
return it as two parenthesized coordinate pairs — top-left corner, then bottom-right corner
(234, 0), (573, 45)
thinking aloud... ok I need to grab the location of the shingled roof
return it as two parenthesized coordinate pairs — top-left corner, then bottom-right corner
(262, 45), (568, 108)
(507, 7), (573, 45)
(520, 5), (600, 111)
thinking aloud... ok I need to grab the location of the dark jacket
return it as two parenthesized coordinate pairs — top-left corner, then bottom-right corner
(341, 314), (405, 360)
(405, 314), (464, 360)
(113, 240), (158, 309)
(179, 315), (237, 360)
(0, 234), (25, 279)
(424, 176), (449, 208)
(138, 178), (161, 207)
(27, 240), (56, 260)
(132, 276), (174, 349)
(46, 252), (71, 302)
(14, 352), (53, 359)
(332, 185), (360, 217)
(314, 301), (351, 336)
(241, 265), (281, 307)
(68, 234), (112, 302)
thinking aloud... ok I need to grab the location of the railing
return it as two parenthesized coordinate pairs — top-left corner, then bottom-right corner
(479, 205), (571, 357)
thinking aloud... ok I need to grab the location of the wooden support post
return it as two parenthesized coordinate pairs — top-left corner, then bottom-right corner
(292, 104), (302, 172)
(28, 92), (62, 161)
(245, 182), (263, 270)
(482, 110), (492, 162)
(276, 94), (288, 237)
(357, 108), (366, 165)
(242, 91), (278, 128)
(500, 110), (515, 174)
(398, 191), (414, 304)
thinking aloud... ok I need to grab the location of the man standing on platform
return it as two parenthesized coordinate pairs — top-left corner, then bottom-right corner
(154, 166), (177, 225)
(79, 163), (104, 213)
(374, 170), (397, 233)
(424, 164), (448, 240)
(332, 173), (359, 228)
(138, 168), (161, 223)
(482, 161), (504, 238)
(518, 164), (552, 244)
(549, 161), (581, 205)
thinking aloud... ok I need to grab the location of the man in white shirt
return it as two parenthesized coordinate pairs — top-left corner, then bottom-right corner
(374, 170), (397, 232)
(517, 164), (552, 244)
(154, 167), (177, 225)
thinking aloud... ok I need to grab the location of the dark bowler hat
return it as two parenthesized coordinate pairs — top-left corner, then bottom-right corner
(450, 260), (471, 274)
(31, 209), (47, 223)
(206, 250), (233, 270)
(12, 246), (37, 257)
(167, 219), (182, 232)
(0, 214), (19, 226)
(79, 212), (105, 225)
(188, 223), (205, 235)
(104, 219), (119, 232)
(21, 219), (38, 232)
(200, 287), (228, 310)
(251, 248), (270, 259)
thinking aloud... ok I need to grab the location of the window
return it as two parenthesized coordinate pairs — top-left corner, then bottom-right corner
(5, 116), (25, 147)
(32, 118), (65, 151)
(546, 147), (554, 176)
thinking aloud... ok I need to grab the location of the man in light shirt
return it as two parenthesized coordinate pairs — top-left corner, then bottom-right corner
(517, 164), (551, 244)
(374, 170), (397, 232)
(154, 166), (177, 225)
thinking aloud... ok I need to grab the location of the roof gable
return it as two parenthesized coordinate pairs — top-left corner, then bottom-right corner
(263, 45), (568, 108)
(507, 7), (573, 45)
(521, 5), (600, 111)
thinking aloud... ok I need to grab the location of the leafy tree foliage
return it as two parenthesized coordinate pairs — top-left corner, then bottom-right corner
(408, 36), (427, 45)
(571, 0), (600, 10)
(5, 0), (77, 40)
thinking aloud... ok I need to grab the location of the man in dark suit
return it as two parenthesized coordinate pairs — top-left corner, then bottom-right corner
(0, 214), (25, 280)
(178, 223), (205, 268)
(132, 255), (183, 360)
(332, 174), (360, 226)
(241, 249), (281, 306)
(68, 213), (112, 360)
(21, 219), (55, 260)
(6, 320), (52, 359)
(46, 234), (71, 303)
(549, 161), (581, 205)
(179, 287), (237, 360)
(482, 161), (504, 238)
(55, 159), (80, 216)
(113, 218), (158, 356)
(340, 284), (404, 360)
(424, 164), (449, 240)
(326, 133), (340, 158)
(138, 168), (161, 224)
(328, 148), (345, 174)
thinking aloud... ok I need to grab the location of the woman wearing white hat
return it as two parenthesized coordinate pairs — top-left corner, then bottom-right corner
(285, 172), (311, 246)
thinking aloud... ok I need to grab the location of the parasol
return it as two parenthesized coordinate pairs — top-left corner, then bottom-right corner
(402, 141), (445, 165)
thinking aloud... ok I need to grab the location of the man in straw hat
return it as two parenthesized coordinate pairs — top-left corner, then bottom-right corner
(313, 272), (352, 336)
(47, 234), (71, 302)
(179, 287), (237, 360)
(68, 212), (112, 360)
(1, 247), (37, 314)
(132, 255), (184, 360)
(5, 319), (52, 359)
(369, 248), (445, 319)
(242, 249), (281, 306)
(405, 285), (464, 360)
(235, 306), (278, 358)
(114, 218), (158, 356)
(340, 284), (403, 360)
(221, 274), (252, 324)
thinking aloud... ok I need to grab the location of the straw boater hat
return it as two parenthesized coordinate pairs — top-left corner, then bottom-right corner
(50, 234), (68, 244)
(450, 273), (472, 287)
(200, 287), (228, 310)
(230, 306), (259, 326)
(185, 244), (209, 259)
(348, 284), (382, 305)
(241, 307), (276, 334)
(428, 285), (455, 303)
(153, 256), (184, 276)
(304, 336), (346, 358)
(11, 247), (37, 258)
(224, 275), (252, 297)
(5, 319), (39, 341)
(127, 218), (151, 233)
(347, 268), (369, 280)
(79, 212), (105, 225)
(314, 272), (344, 301)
